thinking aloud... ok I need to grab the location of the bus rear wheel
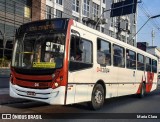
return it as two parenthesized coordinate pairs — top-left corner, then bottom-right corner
(88, 84), (104, 110)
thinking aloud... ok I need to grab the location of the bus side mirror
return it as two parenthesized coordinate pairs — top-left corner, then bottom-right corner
(97, 51), (106, 66)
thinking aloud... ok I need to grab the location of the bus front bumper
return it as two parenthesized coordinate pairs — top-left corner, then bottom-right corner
(9, 82), (66, 105)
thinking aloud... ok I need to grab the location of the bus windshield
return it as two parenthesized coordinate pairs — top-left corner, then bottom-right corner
(12, 33), (66, 69)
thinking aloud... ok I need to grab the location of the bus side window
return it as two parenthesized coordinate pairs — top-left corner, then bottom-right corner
(70, 36), (82, 61)
(137, 54), (144, 71)
(69, 35), (93, 71)
(97, 38), (111, 66)
(113, 45), (125, 68)
(152, 59), (157, 73)
(126, 49), (136, 69)
(146, 57), (151, 72)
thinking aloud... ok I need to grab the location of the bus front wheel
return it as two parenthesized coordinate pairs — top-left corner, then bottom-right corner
(88, 84), (104, 110)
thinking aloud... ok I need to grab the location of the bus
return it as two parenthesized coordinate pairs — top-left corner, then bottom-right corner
(10, 18), (158, 110)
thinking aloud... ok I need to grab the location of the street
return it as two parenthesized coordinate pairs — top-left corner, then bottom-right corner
(0, 79), (160, 120)
(0, 77), (9, 88)
(1, 88), (160, 114)
(0, 68), (10, 88)
(0, 74), (160, 121)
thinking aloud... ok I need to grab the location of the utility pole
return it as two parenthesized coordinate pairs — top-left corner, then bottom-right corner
(151, 28), (155, 46)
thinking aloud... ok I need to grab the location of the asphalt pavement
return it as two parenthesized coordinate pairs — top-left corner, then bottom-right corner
(0, 68), (29, 105)
(0, 68), (10, 88)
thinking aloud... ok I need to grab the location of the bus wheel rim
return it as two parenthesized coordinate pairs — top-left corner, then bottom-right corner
(94, 90), (103, 104)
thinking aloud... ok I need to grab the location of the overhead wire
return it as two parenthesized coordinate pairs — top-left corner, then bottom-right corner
(138, 3), (160, 31)
(142, 2), (160, 29)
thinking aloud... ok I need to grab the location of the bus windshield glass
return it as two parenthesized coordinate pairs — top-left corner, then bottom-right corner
(12, 33), (66, 69)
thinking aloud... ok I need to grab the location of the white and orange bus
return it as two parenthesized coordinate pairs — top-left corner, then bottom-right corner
(10, 18), (158, 110)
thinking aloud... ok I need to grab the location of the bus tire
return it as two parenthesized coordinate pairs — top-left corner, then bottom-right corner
(88, 84), (104, 110)
(139, 83), (146, 98)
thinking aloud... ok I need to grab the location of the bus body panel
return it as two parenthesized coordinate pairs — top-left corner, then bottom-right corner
(67, 69), (94, 104)
(146, 72), (157, 92)
(94, 65), (119, 98)
(117, 68), (135, 96)
(10, 18), (158, 106)
(70, 20), (158, 100)
(10, 19), (74, 105)
(153, 73), (158, 90)
(71, 23), (127, 98)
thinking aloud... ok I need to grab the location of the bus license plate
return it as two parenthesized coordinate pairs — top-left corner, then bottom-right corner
(27, 91), (36, 96)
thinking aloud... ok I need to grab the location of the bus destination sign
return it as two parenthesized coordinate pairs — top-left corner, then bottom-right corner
(28, 24), (54, 32)
(18, 19), (68, 35)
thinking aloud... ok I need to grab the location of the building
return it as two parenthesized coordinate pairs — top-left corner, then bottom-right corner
(0, 0), (137, 62)
(0, 0), (32, 60)
(44, 0), (137, 46)
(105, 0), (137, 46)
(137, 42), (160, 72)
(147, 46), (160, 72)
(45, 0), (106, 31)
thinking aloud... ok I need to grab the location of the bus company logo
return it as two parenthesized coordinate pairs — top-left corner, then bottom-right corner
(97, 67), (110, 73)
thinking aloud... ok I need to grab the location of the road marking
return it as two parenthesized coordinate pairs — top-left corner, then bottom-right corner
(0, 88), (9, 95)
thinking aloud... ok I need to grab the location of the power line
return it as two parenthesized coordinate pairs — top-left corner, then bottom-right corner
(142, 2), (160, 28)
(138, 3), (160, 31)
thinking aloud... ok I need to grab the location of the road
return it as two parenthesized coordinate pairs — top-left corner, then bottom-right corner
(0, 68), (10, 88)
(0, 75), (160, 121)
(0, 86), (160, 121)
(0, 77), (9, 88)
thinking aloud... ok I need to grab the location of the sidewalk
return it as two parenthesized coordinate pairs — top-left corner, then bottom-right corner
(0, 88), (29, 105)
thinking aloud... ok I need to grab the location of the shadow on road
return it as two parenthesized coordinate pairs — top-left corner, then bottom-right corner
(3, 87), (160, 113)
(64, 88), (160, 112)
(6, 101), (48, 109)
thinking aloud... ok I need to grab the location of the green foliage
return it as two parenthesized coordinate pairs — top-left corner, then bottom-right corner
(0, 57), (11, 67)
